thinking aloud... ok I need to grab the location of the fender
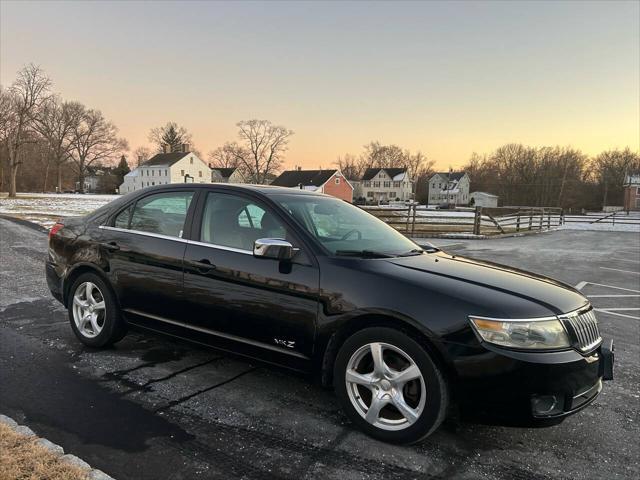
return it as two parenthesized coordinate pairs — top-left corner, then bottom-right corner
(62, 262), (115, 306)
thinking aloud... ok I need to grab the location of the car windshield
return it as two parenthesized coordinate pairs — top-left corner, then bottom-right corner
(272, 194), (421, 256)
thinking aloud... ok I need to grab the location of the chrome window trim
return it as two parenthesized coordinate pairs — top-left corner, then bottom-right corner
(187, 239), (253, 255)
(98, 225), (253, 255)
(99, 225), (187, 242)
(124, 308), (309, 359)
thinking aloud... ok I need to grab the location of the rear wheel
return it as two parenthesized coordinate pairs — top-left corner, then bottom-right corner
(68, 273), (126, 347)
(334, 327), (448, 444)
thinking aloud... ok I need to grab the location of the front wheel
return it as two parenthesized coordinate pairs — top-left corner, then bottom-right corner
(68, 272), (127, 347)
(334, 327), (448, 444)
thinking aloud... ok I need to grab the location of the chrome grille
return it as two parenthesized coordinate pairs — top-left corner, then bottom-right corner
(562, 309), (601, 352)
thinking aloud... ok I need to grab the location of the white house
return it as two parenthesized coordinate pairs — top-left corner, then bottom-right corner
(360, 168), (413, 203)
(119, 145), (210, 194)
(470, 191), (498, 208)
(428, 172), (470, 206)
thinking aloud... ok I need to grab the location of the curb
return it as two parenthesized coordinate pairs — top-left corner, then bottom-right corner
(0, 413), (115, 480)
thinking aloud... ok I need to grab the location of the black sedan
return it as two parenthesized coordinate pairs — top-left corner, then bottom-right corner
(46, 184), (614, 444)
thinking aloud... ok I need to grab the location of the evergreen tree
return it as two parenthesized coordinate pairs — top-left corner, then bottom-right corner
(113, 155), (130, 184)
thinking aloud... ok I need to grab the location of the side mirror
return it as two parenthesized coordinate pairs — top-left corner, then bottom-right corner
(253, 238), (297, 261)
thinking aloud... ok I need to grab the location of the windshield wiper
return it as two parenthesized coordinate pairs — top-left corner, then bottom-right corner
(399, 248), (426, 256)
(335, 249), (394, 258)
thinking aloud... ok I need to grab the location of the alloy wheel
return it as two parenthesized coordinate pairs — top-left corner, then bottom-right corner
(345, 342), (426, 431)
(72, 281), (106, 338)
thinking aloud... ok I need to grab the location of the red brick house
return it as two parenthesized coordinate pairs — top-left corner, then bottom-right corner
(271, 169), (354, 202)
(623, 172), (640, 211)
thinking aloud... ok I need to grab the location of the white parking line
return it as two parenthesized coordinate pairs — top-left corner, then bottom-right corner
(583, 282), (640, 293)
(594, 309), (640, 320)
(600, 267), (640, 275)
(587, 294), (640, 298)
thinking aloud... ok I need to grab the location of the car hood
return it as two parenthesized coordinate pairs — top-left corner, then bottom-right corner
(385, 252), (589, 317)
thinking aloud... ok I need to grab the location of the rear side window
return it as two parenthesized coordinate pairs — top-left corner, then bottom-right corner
(125, 191), (194, 238)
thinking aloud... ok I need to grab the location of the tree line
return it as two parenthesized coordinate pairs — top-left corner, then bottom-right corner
(2, 64), (637, 207)
(463, 144), (639, 210)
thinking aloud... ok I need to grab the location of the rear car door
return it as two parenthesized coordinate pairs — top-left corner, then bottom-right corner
(182, 190), (320, 366)
(97, 189), (196, 321)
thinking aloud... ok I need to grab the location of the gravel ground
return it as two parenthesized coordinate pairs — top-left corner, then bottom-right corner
(0, 216), (638, 480)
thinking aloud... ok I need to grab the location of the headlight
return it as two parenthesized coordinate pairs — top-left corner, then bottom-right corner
(469, 316), (570, 350)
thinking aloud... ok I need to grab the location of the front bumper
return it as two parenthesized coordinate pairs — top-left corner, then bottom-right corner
(449, 338), (614, 424)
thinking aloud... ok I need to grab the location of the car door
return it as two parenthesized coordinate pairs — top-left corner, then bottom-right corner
(97, 189), (196, 321)
(182, 190), (320, 365)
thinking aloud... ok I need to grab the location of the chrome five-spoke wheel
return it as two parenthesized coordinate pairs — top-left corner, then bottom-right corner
(345, 342), (426, 431)
(72, 281), (106, 338)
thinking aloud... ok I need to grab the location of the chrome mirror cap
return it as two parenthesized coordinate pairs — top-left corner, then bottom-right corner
(253, 238), (296, 260)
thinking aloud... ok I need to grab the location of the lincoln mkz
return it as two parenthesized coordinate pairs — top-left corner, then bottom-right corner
(46, 184), (614, 443)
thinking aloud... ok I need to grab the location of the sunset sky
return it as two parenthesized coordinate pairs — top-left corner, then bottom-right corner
(1, 0), (638, 170)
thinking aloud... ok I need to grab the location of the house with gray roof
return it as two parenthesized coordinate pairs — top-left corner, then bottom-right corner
(427, 171), (470, 206)
(360, 167), (413, 203)
(119, 144), (210, 193)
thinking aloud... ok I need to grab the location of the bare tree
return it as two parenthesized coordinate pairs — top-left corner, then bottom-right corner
(592, 148), (640, 208)
(148, 122), (193, 153)
(335, 153), (368, 180)
(208, 142), (244, 169)
(233, 120), (294, 184)
(362, 141), (407, 169)
(69, 106), (128, 192)
(3, 64), (52, 197)
(133, 146), (151, 166)
(32, 96), (79, 192)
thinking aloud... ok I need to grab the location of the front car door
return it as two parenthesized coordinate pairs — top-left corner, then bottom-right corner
(97, 189), (196, 322)
(182, 189), (320, 369)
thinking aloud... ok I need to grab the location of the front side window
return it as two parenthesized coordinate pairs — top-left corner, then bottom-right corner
(200, 192), (288, 251)
(274, 194), (418, 256)
(123, 191), (194, 237)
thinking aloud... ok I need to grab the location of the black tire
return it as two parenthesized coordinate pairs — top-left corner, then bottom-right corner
(333, 327), (448, 444)
(67, 272), (127, 347)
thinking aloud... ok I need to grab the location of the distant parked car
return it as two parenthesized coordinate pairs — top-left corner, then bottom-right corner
(436, 202), (454, 210)
(46, 184), (613, 444)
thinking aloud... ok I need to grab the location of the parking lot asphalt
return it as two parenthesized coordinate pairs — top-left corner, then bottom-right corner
(0, 217), (638, 480)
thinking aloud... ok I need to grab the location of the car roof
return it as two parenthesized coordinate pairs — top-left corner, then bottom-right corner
(137, 183), (327, 197)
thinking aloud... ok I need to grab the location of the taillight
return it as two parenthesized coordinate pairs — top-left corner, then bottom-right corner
(49, 222), (64, 240)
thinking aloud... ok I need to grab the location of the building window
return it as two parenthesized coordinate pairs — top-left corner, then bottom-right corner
(373, 181), (380, 187)
(364, 181), (371, 187)
(181, 170), (185, 176)
(165, 169), (168, 176)
(389, 192), (396, 198)
(335, 177), (340, 184)
(393, 181), (400, 188)
(367, 191), (374, 198)
(383, 181), (390, 187)
(199, 171), (203, 177)
(152, 170), (154, 176)
(190, 157), (194, 164)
